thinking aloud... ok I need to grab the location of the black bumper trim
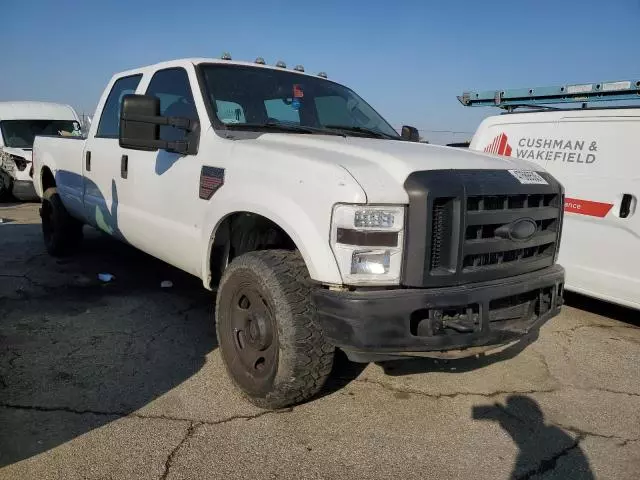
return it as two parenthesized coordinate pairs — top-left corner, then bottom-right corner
(12, 180), (38, 201)
(312, 265), (564, 357)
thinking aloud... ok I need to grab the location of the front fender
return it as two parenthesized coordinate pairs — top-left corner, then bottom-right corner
(200, 185), (350, 289)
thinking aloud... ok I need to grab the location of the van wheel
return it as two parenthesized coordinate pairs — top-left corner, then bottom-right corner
(0, 171), (12, 202)
(216, 250), (334, 409)
(41, 187), (83, 256)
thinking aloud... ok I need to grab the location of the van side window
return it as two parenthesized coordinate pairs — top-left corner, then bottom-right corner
(96, 74), (142, 138)
(145, 68), (199, 142)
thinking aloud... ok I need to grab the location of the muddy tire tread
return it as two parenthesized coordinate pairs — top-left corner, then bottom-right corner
(216, 249), (334, 409)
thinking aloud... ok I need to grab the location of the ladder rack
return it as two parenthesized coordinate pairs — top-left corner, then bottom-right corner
(458, 79), (640, 110)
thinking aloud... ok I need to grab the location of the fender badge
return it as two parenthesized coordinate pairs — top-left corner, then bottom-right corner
(199, 166), (224, 200)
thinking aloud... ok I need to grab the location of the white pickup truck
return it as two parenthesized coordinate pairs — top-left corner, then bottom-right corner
(33, 57), (565, 408)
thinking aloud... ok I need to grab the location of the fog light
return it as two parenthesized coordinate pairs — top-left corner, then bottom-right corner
(351, 250), (390, 275)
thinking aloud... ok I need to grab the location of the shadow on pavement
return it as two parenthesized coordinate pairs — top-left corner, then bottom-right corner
(564, 291), (639, 327)
(472, 395), (594, 479)
(375, 329), (539, 377)
(0, 224), (215, 467)
(318, 350), (368, 399)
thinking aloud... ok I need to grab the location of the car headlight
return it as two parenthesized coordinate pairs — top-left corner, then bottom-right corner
(330, 204), (405, 285)
(10, 155), (28, 171)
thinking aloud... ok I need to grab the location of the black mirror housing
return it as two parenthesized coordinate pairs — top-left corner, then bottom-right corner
(119, 94), (161, 151)
(119, 94), (197, 155)
(401, 125), (420, 142)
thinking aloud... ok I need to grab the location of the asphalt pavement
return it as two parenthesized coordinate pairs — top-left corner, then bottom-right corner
(1, 202), (639, 479)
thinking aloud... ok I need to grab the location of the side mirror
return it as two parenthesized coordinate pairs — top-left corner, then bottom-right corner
(119, 94), (196, 154)
(401, 125), (420, 142)
(119, 94), (160, 151)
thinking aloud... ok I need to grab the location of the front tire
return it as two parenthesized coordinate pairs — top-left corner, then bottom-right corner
(216, 250), (334, 409)
(41, 187), (83, 256)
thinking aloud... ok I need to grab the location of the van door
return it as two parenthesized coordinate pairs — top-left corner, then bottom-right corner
(546, 112), (640, 309)
(471, 113), (565, 171)
(83, 74), (142, 238)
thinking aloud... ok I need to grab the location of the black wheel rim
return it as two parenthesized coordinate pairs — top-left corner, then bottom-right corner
(222, 281), (278, 393)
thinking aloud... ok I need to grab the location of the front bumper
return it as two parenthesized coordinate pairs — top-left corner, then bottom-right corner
(312, 265), (564, 362)
(12, 180), (38, 201)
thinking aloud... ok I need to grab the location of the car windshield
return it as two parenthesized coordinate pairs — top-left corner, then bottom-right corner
(199, 64), (400, 139)
(0, 119), (82, 148)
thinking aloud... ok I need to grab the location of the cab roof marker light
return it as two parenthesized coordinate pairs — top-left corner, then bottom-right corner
(221, 52), (232, 61)
(294, 65), (305, 72)
(255, 57), (266, 65)
(275, 60), (287, 68)
(317, 72), (328, 78)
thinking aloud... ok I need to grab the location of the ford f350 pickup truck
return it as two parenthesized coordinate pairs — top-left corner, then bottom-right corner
(33, 57), (565, 408)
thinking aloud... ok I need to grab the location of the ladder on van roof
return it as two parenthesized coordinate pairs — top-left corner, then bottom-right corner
(458, 79), (640, 110)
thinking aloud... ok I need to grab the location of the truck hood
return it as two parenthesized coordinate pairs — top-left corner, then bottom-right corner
(251, 134), (542, 203)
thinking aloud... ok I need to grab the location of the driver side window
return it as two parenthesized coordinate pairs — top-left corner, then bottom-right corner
(145, 68), (199, 142)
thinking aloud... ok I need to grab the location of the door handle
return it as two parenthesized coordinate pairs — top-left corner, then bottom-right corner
(620, 194), (636, 219)
(121, 155), (128, 179)
(85, 151), (91, 172)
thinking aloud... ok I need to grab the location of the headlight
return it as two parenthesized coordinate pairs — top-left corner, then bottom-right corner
(9, 155), (29, 172)
(331, 204), (405, 285)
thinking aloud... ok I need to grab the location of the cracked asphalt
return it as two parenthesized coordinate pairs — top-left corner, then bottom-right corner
(1, 202), (639, 479)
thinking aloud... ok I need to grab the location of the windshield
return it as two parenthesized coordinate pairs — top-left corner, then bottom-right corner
(0, 119), (82, 148)
(199, 64), (400, 139)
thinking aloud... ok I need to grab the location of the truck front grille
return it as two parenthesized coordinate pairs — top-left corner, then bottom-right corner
(402, 170), (564, 288)
(459, 194), (560, 271)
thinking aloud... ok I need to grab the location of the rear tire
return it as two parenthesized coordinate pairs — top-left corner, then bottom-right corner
(41, 187), (83, 256)
(215, 250), (334, 409)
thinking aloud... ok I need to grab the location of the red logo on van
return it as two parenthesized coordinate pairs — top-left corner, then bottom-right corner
(484, 133), (512, 156)
(564, 198), (614, 217)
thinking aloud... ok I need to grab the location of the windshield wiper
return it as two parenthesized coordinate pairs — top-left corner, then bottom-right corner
(224, 121), (345, 136)
(323, 125), (398, 140)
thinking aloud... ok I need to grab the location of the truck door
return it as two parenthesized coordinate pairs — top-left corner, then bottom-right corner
(116, 67), (204, 276)
(83, 74), (142, 237)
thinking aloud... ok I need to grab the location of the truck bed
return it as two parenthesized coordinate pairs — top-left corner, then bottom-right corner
(32, 135), (86, 217)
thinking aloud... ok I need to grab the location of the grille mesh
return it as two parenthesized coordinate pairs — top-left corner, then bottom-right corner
(430, 199), (451, 270)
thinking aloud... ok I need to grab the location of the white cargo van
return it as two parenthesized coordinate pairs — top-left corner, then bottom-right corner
(462, 80), (640, 309)
(0, 101), (82, 201)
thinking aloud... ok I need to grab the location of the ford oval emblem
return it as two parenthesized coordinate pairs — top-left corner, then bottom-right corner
(495, 218), (537, 242)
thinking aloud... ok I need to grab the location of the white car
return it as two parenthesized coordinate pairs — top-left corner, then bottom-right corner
(33, 57), (565, 408)
(463, 80), (640, 310)
(0, 101), (82, 201)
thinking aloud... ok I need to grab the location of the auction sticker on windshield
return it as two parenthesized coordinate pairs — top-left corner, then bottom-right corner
(508, 170), (548, 185)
